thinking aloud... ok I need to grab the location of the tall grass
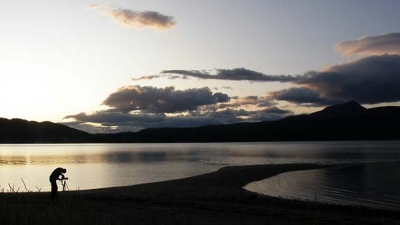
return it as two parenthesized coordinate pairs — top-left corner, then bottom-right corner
(0, 179), (117, 225)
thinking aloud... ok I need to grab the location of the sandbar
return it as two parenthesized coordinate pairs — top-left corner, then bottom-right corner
(1, 164), (399, 225)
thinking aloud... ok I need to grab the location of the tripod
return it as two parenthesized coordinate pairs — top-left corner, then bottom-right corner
(60, 178), (69, 191)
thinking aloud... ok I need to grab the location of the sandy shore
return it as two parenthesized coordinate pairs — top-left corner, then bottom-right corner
(1, 164), (400, 225)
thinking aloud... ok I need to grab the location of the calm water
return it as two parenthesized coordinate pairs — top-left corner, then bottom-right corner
(1, 141), (400, 209)
(245, 164), (400, 210)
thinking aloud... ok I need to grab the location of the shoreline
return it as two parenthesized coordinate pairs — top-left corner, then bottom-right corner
(2, 163), (400, 224)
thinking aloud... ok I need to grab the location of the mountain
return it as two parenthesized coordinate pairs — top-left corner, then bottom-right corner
(1, 101), (400, 143)
(97, 101), (400, 142)
(0, 118), (93, 143)
(309, 100), (367, 117)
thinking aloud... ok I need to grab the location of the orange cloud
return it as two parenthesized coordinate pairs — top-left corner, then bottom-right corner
(335, 33), (400, 57)
(91, 5), (176, 30)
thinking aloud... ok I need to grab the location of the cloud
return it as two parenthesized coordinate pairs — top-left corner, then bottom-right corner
(64, 111), (166, 125)
(198, 95), (276, 111)
(64, 86), (290, 133)
(269, 87), (344, 106)
(91, 5), (176, 30)
(132, 75), (163, 81)
(102, 85), (230, 113)
(215, 96), (259, 109)
(64, 33), (400, 132)
(64, 111), (173, 133)
(248, 107), (293, 121)
(132, 74), (186, 81)
(160, 68), (297, 82)
(257, 99), (275, 107)
(64, 106), (292, 133)
(156, 54), (400, 105)
(294, 54), (400, 104)
(263, 107), (293, 115)
(133, 54), (400, 106)
(335, 33), (400, 57)
(212, 92), (230, 102)
(64, 112), (215, 133)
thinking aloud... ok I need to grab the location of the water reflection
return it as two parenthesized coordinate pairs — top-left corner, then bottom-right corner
(1, 141), (400, 166)
(0, 145), (215, 165)
(1, 141), (400, 193)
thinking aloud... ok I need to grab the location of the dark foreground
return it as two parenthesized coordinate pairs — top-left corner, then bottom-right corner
(1, 164), (400, 225)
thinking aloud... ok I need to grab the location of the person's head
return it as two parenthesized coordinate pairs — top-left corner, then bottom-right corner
(62, 168), (67, 173)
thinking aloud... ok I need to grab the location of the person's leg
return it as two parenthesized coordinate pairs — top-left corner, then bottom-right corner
(51, 180), (58, 201)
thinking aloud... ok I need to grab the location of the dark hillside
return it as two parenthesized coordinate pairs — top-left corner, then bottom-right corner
(2, 101), (400, 143)
(0, 118), (93, 143)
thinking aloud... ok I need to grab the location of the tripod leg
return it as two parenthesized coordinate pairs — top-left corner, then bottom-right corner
(62, 181), (69, 191)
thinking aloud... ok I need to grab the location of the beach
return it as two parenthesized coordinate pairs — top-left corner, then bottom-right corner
(1, 164), (400, 225)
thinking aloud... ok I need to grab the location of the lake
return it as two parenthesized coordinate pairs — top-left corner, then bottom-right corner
(245, 163), (400, 210)
(1, 141), (400, 209)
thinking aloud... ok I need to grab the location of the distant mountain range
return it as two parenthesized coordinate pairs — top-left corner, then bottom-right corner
(1, 101), (400, 143)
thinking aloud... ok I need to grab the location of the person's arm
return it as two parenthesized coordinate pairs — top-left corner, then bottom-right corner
(57, 174), (65, 180)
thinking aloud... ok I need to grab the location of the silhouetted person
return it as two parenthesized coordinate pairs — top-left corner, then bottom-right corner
(49, 167), (67, 201)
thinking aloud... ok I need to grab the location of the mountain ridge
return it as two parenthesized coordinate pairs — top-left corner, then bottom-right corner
(95, 101), (400, 142)
(1, 101), (400, 143)
(0, 118), (93, 143)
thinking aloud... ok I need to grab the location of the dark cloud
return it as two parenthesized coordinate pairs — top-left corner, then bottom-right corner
(216, 96), (259, 109)
(257, 99), (275, 107)
(294, 54), (400, 104)
(263, 107), (293, 115)
(160, 68), (297, 82)
(204, 107), (292, 123)
(158, 55), (400, 105)
(132, 75), (163, 81)
(335, 33), (400, 56)
(213, 92), (230, 102)
(64, 85), (290, 132)
(270, 87), (344, 106)
(65, 111), (166, 125)
(64, 106), (292, 133)
(91, 5), (176, 30)
(248, 107), (293, 121)
(102, 85), (230, 113)
(132, 74), (185, 81)
(203, 96), (275, 110)
(65, 110), (210, 133)
(64, 111), (216, 133)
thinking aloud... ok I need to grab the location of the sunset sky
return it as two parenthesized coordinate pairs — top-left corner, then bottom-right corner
(1, 0), (400, 133)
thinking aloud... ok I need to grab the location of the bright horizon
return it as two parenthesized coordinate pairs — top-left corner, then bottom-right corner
(1, 0), (400, 133)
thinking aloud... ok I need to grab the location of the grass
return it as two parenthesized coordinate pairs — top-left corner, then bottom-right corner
(1, 178), (37, 194)
(0, 189), (118, 225)
(0, 179), (110, 225)
(0, 184), (327, 225)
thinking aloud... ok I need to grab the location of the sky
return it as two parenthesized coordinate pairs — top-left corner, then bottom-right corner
(1, 0), (400, 133)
